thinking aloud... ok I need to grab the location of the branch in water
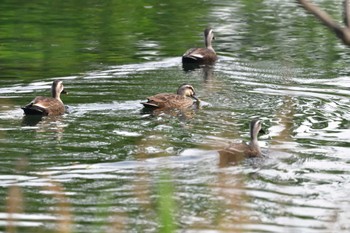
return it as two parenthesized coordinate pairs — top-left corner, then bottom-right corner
(297, 0), (350, 45)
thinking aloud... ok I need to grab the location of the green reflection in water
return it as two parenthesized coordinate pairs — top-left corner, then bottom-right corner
(0, 0), (211, 81)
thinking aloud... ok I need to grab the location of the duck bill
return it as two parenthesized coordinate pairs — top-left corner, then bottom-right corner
(61, 89), (68, 95)
(191, 95), (201, 102)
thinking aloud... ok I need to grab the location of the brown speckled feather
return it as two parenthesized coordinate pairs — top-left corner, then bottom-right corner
(219, 142), (261, 167)
(24, 96), (65, 116)
(143, 93), (195, 109)
(182, 47), (217, 63)
(218, 119), (264, 167)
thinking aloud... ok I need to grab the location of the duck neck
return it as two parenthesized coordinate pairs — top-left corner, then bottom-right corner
(249, 137), (261, 154)
(205, 36), (215, 52)
(52, 89), (62, 101)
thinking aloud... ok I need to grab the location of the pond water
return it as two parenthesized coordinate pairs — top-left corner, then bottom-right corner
(1, 0), (350, 232)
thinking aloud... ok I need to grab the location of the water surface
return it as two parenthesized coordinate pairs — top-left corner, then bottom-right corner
(1, 0), (350, 232)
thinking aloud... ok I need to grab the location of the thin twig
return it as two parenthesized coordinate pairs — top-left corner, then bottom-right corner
(297, 0), (343, 33)
(297, 0), (350, 45)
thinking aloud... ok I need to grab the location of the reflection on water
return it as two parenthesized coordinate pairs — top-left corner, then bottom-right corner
(182, 62), (201, 72)
(140, 107), (198, 122)
(21, 115), (44, 126)
(1, 54), (349, 231)
(1, 0), (350, 232)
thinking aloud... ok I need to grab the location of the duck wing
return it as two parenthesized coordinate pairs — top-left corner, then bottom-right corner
(182, 48), (217, 63)
(218, 142), (249, 166)
(22, 97), (65, 116)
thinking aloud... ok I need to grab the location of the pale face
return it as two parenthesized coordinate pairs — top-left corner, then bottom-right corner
(184, 85), (195, 97)
(52, 80), (66, 98)
(57, 81), (64, 92)
(177, 84), (198, 100)
(208, 29), (215, 41)
(256, 121), (262, 133)
(204, 28), (215, 42)
(250, 119), (262, 139)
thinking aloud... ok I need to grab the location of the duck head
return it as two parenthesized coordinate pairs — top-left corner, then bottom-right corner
(204, 28), (215, 50)
(177, 84), (199, 101)
(52, 80), (67, 99)
(250, 119), (265, 141)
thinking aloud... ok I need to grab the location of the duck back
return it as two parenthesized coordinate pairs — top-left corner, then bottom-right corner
(22, 96), (65, 116)
(142, 93), (195, 109)
(182, 48), (217, 64)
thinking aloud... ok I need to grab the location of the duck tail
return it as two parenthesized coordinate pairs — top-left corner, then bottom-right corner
(141, 102), (159, 108)
(182, 55), (201, 63)
(21, 105), (47, 116)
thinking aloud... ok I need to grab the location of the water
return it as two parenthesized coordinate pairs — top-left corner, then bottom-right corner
(1, 0), (350, 232)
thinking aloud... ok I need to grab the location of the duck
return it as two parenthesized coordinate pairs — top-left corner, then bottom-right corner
(141, 84), (200, 110)
(21, 80), (67, 116)
(219, 119), (265, 166)
(182, 28), (217, 64)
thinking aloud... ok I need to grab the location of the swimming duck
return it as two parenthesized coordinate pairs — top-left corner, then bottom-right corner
(219, 119), (265, 166)
(141, 84), (200, 110)
(22, 80), (67, 116)
(182, 28), (217, 64)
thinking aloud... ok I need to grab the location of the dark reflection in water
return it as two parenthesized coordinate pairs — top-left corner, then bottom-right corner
(182, 64), (216, 86)
(182, 62), (202, 72)
(141, 107), (199, 122)
(21, 115), (44, 126)
(21, 115), (66, 143)
(202, 65), (215, 83)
